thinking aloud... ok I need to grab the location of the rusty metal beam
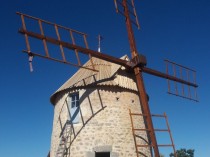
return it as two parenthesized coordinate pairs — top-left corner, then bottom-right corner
(142, 67), (198, 88)
(22, 50), (98, 72)
(122, 0), (160, 156)
(18, 29), (130, 69)
(18, 29), (198, 89)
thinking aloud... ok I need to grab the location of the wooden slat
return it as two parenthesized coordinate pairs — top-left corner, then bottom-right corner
(55, 24), (66, 62)
(69, 30), (81, 66)
(38, 20), (49, 57)
(20, 15), (31, 53)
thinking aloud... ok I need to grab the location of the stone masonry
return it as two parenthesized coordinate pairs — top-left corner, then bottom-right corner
(50, 86), (151, 157)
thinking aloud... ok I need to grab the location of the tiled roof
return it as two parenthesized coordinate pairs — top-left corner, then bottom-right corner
(50, 55), (138, 104)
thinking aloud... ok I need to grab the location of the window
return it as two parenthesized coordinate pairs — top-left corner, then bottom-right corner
(71, 93), (79, 108)
(68, 93), (80, 123)
(95, 152), (110, 157)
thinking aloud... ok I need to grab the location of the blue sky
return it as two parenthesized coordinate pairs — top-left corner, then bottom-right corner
(0, 0), (210, 157)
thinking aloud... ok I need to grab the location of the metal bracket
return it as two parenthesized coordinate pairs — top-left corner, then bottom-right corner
(128, 54), (147, 68)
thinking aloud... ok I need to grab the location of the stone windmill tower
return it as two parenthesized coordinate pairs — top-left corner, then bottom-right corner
(17, 1), (198, 157)
(49, 56), (151, 157)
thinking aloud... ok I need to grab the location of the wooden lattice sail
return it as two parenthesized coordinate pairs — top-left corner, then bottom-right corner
(165, 59), (198, 101)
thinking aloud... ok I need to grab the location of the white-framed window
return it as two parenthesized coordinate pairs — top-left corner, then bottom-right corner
(71, 93), (79, 108)
(68, 92), (80, 123)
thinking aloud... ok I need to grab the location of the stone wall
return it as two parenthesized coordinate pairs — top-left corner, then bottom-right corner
(50, 86), (151, 157)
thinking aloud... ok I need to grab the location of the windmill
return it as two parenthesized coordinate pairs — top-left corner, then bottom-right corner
(17, 0), (198, 157)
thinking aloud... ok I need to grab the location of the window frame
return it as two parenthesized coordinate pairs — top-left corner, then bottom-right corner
(67, 92), (80, 124)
